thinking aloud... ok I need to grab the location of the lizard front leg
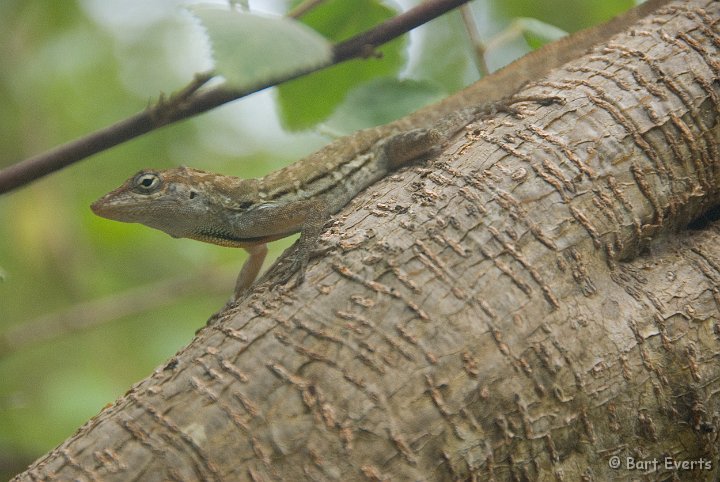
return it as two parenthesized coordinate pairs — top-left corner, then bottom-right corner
(234, 199), (328, 291)
(235, 243), (268, 299)
(280, 202), (329, 287)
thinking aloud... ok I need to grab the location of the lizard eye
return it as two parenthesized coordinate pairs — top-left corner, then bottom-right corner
(134, 173), (161, 193)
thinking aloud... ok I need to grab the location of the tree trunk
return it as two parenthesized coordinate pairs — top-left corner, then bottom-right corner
(15, 1), (720, 480)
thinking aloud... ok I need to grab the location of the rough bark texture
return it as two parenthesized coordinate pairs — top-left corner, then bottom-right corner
(15, 1), (720, 480)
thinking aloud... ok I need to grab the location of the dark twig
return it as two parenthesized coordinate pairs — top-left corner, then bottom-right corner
(0, 0), (471, 195)
(169, 71), (215, 103)
(333, 0), (469, 62)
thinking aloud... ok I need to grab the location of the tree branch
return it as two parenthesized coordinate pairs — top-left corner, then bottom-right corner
(0, 265), (236, 359)
(0, 0), (470, 195)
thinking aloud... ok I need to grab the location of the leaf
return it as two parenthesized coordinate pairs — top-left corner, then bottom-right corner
(277, 0), (404, 131)
(483, 16), (568, 71)
(323, 78), (445, 135)
(410, 10), (477, 94)
(491, 0), (635, 33)
(514, 17), (567, 49)
(190, 6), (332, 89)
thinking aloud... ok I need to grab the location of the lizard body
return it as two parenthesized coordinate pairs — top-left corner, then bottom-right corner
(91, 0), (669, 298)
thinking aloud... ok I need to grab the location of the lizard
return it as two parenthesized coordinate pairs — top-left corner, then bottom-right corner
(91, 97), (557, 298)
(91, 0), (670, 300)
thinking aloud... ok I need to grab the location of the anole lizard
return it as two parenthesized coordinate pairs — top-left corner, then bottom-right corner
(91, 0), (669, 299)
(91, 97), (556, 298)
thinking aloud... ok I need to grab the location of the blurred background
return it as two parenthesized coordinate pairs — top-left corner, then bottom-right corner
(0, 0), (635, 477)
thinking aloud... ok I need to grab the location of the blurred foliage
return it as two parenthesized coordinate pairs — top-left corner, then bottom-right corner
(0, 0), (635, 478)
(277, 0), (406, 130)
(491, 0), (636, 32)
(514, 17), (568, 49)
(191, 6), (332, 88)
(323, 78), (446, 134)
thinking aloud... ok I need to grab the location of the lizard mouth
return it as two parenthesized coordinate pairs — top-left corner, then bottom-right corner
(90, 195), (137, 221)
(90, 195), (118, 219)
(90, 197), (108, 216)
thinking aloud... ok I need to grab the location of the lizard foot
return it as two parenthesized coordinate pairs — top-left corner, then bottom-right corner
(274, 237), (334, 289)
(276, 249), (309, 288)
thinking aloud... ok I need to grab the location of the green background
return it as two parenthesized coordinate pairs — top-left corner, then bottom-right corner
(0, 0), (633, 477)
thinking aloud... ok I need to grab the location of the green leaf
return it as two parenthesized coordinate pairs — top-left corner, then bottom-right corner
(323, 78), (445, 135)
(491, 0), (635, 33)
(410, 10), (477, 94)
(514, 17), (567, 49)
(277, 0), (405, 131)
(190, 6), (332, 89)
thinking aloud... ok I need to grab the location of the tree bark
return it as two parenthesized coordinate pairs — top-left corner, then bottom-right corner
(15, 1), (720, 480)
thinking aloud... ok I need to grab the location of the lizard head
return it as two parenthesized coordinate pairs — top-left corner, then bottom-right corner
(91, 167), (253, 240)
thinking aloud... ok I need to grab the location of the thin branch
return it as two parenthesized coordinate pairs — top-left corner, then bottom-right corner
(333, 0), (469, 62)
(0, 0), (471, 195)
(460, 4), (489, 77)
(0, 266), (237, 358)
(165, 71), (215, 103)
